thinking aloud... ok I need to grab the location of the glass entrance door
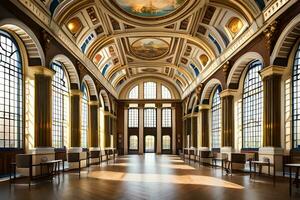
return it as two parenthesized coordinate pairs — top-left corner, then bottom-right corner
(145, 135), (155, 153)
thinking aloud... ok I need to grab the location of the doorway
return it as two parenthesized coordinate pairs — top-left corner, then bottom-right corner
(145, 135), (155, 153)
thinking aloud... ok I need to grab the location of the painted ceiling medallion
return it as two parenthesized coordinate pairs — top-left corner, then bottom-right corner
(131, 38), (169, 59)
(114, 0), (187, 18)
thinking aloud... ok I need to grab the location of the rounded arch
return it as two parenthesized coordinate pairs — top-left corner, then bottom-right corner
(0, 18), (45, 66)
(200, 78), (222, 104)
(227, 52), (264, 87)
(82, 75), (98, 100)
(51, 54), (80, 89)
(99, 90), (111, 112)
(187, 93), (198, 114)
(271, 13), (300, 65)
(119, 76), (181, 100)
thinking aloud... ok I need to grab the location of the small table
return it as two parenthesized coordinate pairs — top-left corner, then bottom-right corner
(40, 160), (62, 179)
(212, 158), (227, 174)
(285, 163), (300, 196)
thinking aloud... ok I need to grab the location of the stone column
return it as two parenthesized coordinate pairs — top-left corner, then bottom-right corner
(124, 106), (128, 155)
(30, 66), (55, 148)
(199, 105), (210, 149)
(90, 101), (99, 148)
(25, 66), (55, 176)
(138, 104), (144, 154)
(70, 90), (82, 148)
(220, 89), (236, 157)
(156, 104), (162, 154)
(259, 65), (286, 172)
(191, 116), (198, 148)
(104, 114), (111, 147)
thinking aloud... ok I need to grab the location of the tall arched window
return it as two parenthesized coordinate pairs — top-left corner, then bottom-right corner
(242, 61), (263, 149)
(81, 83), (89, 148)
(0, 30), (23, 149)
(292, 44), (300, 148)
(211, 86), (221, 149)
(162, 85), (171, 99)
(51, 62), (70, 148)
(129, 85), (138, 99)
(144, 82), (156, 99)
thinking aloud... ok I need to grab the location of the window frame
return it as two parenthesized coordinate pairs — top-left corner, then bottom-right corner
(128, 108), (139, 128)
(0, 30), (25, 150)
(162, 108), (172, 128)
(211, 86), (222, 149)
(143, 108), (157, 128)
(143, 82), (157, 99)
(81, 82), (89, 148)
(241, 60), (263, 150)
(292, 43), (300, 149)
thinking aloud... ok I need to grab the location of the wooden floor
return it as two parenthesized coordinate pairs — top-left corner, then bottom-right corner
(0, 154), (299, 200)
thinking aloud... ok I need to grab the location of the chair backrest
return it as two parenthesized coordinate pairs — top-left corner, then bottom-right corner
(16, 154), (32, 168)
(200, 151), (211, 158)
(231, 153), (246, 164)
(290, 149), (300, 163)
(55, 149), (67, 161)
(101, 150), (106, 156)
(68, 153), (80, 162)
(90, 151), (100, 158)
(262, 157), (270, 163)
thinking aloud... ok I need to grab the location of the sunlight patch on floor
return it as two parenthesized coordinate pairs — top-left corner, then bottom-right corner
(88, 171), (244, 189)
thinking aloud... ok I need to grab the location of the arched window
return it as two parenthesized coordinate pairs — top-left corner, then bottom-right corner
(211, 86), (221, 149)
(81, 83), (89, 148)
(242, 61), (263, 149)
(162, 135), (171, 150)
(129, 135), (138, 150)
(0, 30), (23, 149)
(162, 85), (171, 99)
(162, 108), (172, 128)
(292, 44), (300, 148)
(51, 62), (70, 148)
(129, 85), (138, 99)
(144, 82), (156, 99)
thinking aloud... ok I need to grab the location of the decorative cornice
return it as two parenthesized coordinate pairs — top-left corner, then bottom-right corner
(263, 21), (277, 50)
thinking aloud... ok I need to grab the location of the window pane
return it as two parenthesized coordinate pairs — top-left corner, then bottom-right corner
(242, 61), (263, 149)
(81, 83), (89, 148)
(211, 87), (221, 148)
(293, 44), (300, 148)
(0, 30), (23, 149)
(128, 108), (138, 128)
(144, 108), (156, 128)
(162, 108), (171, 128)
(144, 82), (156, 99)
(52, 62), (69, 148)
(162, 85), (171, 99)
(129, 85), (139, 99)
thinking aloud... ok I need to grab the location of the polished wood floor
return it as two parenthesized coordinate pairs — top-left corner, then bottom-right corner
(0, 154), (299, 200)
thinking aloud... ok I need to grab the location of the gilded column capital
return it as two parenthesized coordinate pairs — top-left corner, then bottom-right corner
(70, 89), (83, 97)
(259, 65), (286, 80)
(263, 21), (277, 50)
(219, 89), (238, 98)
(28, 66), (55, 77)
(89, 100), (100, 106)
(198, 104), (210, 110)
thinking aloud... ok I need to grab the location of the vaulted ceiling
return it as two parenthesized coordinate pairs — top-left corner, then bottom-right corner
(39, 0), (266, 97)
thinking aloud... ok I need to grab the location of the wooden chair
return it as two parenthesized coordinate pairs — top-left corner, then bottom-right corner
(283, 149), (300, 177)
(55, 148), (67, 172)
(88, 150), (101, 166)
(67, 153), (85, 177)
(100, 150), (108, 164)
(11, 154), (38, 187)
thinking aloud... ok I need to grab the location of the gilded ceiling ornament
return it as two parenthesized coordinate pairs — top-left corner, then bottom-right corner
(263, 21), (277, 50)
(222, 61), (230, 79)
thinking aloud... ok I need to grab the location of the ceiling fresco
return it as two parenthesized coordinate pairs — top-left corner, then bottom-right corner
(130, 38), (170, 60)
(38, 0), (267, 97)
(113, 0), (187, 18)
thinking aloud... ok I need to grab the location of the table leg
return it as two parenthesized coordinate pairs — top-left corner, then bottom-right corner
(289, 166), (292, 196)
(296, 167), (299, 188)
